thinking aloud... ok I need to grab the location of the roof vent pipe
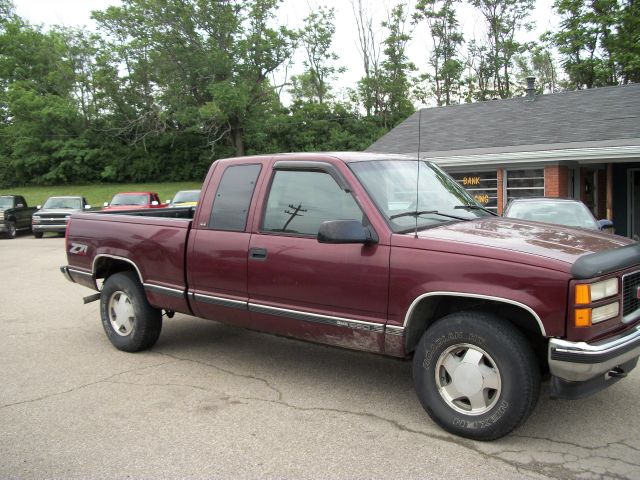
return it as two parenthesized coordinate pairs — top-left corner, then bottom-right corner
(525, 76), (536, 100)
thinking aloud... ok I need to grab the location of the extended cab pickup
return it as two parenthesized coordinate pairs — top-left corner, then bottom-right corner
(61, 153), (640, 440)
(0, 195), (37, 238)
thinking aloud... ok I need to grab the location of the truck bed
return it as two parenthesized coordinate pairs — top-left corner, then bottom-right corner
(64, 206), (195, 314)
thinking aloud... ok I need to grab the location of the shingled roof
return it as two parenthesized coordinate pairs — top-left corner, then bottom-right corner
(366, 83), (640, 159)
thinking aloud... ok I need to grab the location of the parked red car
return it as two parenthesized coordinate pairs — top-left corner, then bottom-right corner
(102, 192), (166, 211)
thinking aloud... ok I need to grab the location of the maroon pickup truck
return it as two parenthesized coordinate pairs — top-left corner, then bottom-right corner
(61, 152), (640, 440)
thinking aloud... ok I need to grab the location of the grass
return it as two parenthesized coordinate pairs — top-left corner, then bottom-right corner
(1, 182), (203, 208)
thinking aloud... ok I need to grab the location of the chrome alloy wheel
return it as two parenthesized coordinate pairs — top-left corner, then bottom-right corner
(434, 343), (502, 416)
(108, 290), (135, 337)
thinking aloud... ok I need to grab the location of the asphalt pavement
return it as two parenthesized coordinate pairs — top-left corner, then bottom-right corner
(1, 234), (639, 479)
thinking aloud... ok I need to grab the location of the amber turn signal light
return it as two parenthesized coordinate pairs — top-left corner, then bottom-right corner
(575, 284), (591, 305)
(575, 308), (592, 327)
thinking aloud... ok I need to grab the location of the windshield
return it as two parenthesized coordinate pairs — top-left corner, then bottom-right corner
(506, 200), (598, 229)
(350, 160), (492, 233)
(0, 197), (13, 209)
(110, 193), (149, 206)
(172, 190), (200, 203)
(43, 197), (82, 209)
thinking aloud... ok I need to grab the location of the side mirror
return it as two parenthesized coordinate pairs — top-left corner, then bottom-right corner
(85, 205), (91, 210)
(103, 202), (109, 207)
(36, 205), (41, 209)
(317, 220), (377, 244)
(597, 219), (614, 233)
(151, 200), (159, 206)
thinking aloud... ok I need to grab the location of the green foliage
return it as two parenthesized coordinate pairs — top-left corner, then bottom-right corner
(1, 0), (638, 191)
(552, 0), (640, 88)
(468, 0), (535, 99)
(414, 0), (465, 105)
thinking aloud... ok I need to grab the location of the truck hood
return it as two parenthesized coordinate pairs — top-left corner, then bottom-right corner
(34, 208), (80, 216)
(411, 217), (635, 267)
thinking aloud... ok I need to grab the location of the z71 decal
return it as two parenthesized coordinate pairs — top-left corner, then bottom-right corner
(69, 243), (88, 255)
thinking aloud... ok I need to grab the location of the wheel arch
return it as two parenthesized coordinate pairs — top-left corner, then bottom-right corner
(404, 292), (547, 355)
(93, 254), (144, 285)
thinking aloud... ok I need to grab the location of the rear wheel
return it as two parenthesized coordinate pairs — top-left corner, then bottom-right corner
(100, 271), (162, 352)
(412, 311), (540, 441)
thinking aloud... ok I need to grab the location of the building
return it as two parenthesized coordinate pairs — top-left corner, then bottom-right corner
(366, 81), (640, 238)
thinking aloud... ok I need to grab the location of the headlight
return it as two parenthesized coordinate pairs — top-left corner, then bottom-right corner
(0, 212), (4, 220)
(575, 278), (618, 304)
(32, 216), (41, 224)
(592, 303), (620, 324)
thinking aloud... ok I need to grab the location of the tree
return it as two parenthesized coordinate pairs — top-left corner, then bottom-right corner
(351, 0), (383, 116)
(514, 40), (560, 93)
(378, 3), (416, 128)
(414, 0), (465, 106)
(295, 6), (342, 104)
(468, 0), (535, 98)
(552, 0), (640, 89)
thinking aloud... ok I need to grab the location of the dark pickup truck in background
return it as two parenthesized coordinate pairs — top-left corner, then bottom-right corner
(61, 152), (640, 440)
(0, 195), (37, 238)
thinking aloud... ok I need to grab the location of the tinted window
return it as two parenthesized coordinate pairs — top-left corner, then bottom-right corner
(111, 194), (148, 206)
(262, 170), (363, 236)
(209, 164), (262, 231)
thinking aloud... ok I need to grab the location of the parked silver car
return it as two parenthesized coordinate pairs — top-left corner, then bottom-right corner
(32, 196), (91, 238)
(503, 197), (614, 232)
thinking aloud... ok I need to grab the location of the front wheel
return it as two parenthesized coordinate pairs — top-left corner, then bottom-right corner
(5, 220), (16, 239)
(412, 311), (540, 441)
(33, 232), (43, 239)
(100, 271), (162, 352)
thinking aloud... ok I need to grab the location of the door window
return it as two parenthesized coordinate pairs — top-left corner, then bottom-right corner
(262, 170), (363, 236)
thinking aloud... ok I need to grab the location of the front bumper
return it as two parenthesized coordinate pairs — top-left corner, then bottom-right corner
(548, 324), (640, 398)
(32, 224), (67, 233)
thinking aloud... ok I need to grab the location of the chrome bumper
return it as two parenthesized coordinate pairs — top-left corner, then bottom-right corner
(549, 324), (640, 382)
(33, 224), (66, 232)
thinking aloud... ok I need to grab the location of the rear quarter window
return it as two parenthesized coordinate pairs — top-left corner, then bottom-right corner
(208, 164), (262, 231)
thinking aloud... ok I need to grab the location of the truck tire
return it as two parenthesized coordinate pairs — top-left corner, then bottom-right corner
(100, 271), (162, 352)
(412, 311), (540, 441)
(33, 232), (43, 239)
(6, 220), (16, 239)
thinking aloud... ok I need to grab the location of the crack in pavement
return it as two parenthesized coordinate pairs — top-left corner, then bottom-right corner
(150, 350), (284, 401)
(102, 377), (552, 479)
(512, 434), (640, 454)
(0, 360), (177, 410)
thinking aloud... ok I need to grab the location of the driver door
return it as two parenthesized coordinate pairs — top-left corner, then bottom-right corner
(247, 162), (390, 353)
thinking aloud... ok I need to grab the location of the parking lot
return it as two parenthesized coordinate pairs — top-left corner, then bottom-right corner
(1, 235), (639, 479)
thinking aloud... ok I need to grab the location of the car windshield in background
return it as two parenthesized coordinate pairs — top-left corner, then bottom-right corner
(0, 197), (13, 208)
(110, 194), (148, 206)
(506, 200), (599, 229)
(349, 160), (492, 233)
(173, 190), (200, 203)
(43, 197), (82, 209)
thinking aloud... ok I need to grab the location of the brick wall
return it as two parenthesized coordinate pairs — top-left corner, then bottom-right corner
(544, 165), (568, 197)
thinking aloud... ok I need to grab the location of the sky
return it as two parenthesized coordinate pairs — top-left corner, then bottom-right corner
(13, 0), (559, 104)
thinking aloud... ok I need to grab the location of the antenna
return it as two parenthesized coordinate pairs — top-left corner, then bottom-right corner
(414, 108), (422, 239)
